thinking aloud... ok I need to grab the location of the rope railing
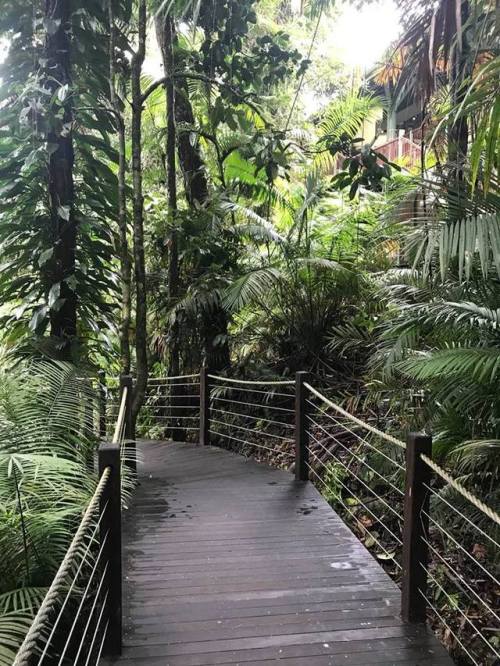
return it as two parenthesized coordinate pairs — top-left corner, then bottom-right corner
(207, 373), (295, 386)
(13, 469), (112, 666)
(99, 375), (120, 439)
(113, 385), (128, 446)
(304, 382), (406, 450)
(13, 385), (126, 665)
(148, 373), (200, 381)
(421, 453), (500, 526)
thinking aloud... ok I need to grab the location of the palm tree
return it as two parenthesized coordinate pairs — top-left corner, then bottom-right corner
(221, 170), (391, 377)
(371, 266), (500, 494)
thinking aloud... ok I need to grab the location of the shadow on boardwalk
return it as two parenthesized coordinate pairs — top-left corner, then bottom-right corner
(111, 441), (453, 665)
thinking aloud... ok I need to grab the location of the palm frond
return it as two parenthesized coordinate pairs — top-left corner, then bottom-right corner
(409, 213), (500, 281)
(221, 202), (285, 244)
(398, 347), (500, 383)
(222, 268), (282, 312)
(0, 612), (34, 666)
(0, 588), (46, 614)
(297, 257), (351, 273)
(315, 94), (382, 173)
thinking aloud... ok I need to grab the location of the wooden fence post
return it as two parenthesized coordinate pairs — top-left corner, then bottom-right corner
(295, 371), (310, 481)
(98, 441), (122, 655)
(120, 374), (136, 474)
(200, 365), (210, 446)
(402, 431), (432, 623)
(98, 370), (106, 439)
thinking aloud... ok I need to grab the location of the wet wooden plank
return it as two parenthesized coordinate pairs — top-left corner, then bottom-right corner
(110, 441), (453, 665)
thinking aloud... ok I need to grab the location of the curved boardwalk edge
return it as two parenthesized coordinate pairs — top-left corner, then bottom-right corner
(109, 441), (453, 665)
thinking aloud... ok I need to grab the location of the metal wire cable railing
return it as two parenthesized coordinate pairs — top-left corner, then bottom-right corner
(12, 469), (112, 666)
(13, 387), (126, 666)
(94, 367), (500, 665)
(140, 373), (201, 440)
(206, 373), (295, 464)
(306, 457), (403, 565)
(302, 388), (406, 572)
(417, 456), (500, 665)
(296, 377), (499, 665)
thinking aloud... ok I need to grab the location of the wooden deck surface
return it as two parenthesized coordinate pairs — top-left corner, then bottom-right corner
(111, 441), (453, 665)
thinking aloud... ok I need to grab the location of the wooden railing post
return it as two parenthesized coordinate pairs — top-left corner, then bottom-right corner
(120, 374), (136, 474)
(402, 431), (432, 623)
(98, 441), (122, 656)
(200, 366), (210, 446)
(98, 370), (106, 439)
(295, 371), (310, 481)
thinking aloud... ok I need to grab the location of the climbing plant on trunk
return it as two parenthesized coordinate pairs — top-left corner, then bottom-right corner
(130, 0), (148, 425)
(0, 1), (118, 360)
(108, 0), (132, 376)
(42, 0), (77, 344)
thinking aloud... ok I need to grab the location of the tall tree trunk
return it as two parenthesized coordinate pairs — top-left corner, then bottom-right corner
(163, 15), (180, 379)
(175, 85), (230, 373)
(131, 0), (148, 426)
(155, 13), (180, 373)
(201, 307), (231, 373)
(44, 0), (77, 345)
(108, 0), (131, 376)
(174, 83), (209, 206)
(157, 18), (230, 374)
(156, 12), (185, 439)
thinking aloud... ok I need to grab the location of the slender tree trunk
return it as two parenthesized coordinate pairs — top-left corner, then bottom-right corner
(175, 85), (231, 372)
(156, 12), (185, 439)
(164, 15), (180, 378)
(117, 119), (131, 374)
(175, 80), (231, 372)
(108, 0), (131, 376)
(157, 17), (230, 374)
(448, 1), (470, 186)
(155, 12), (180, 372)
(44, 0), (77, 345)
(131, 0), (148, 426)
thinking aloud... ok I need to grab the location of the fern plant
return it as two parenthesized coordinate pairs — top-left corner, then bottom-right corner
(0, 360), (101, 665)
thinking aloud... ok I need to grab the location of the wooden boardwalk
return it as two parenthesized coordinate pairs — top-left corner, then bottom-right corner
(112, 441), (453, 665)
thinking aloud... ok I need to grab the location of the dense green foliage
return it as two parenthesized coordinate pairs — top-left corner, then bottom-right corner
(0, 0), (498, 662)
